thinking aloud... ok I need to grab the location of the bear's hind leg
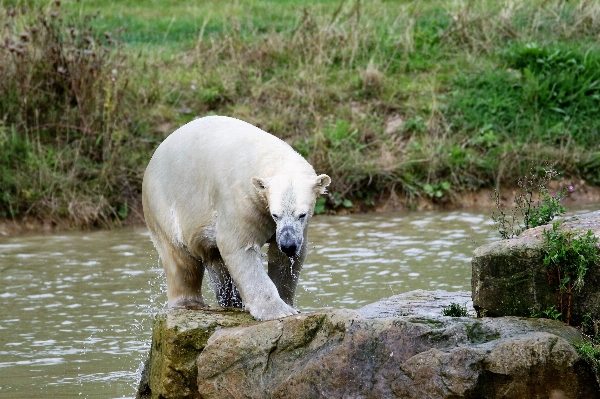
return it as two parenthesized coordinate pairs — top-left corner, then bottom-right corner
(205, 257), (242, 308)
(151, 230), (205, 307)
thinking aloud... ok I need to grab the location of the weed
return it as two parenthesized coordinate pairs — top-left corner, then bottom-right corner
(494, 167), (599, 325)
(543, 221), (600, 325)
(582, 314), (600, 339)
(574, 340), (600, 385)
(575, 313), (600, 385)
(530, 305), (562, 321)
(491, 167), (569, 239)
(441, 302), (469, 317)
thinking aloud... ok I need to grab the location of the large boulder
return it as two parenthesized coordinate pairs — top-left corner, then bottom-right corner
(137, 308), (257, 399)
(472, 211), (600, 324)
(137, 290), (599, 399)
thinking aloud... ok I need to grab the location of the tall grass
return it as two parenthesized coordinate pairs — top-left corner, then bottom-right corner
(1, 0), (600, 226)
(0, 1), (147, 226)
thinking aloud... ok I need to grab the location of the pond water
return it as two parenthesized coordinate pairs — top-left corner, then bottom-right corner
(0, 208), (595, 398)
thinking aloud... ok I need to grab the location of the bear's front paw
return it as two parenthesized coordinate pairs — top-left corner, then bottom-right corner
(246, 299), (298, 321)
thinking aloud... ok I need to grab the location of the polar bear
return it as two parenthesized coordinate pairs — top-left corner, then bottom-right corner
(142, 116), (331, 321)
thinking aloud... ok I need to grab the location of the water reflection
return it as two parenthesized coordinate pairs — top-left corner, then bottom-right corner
(0, 208), (595, 398)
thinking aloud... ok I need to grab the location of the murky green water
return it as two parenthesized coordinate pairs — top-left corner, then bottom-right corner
(0, 208), (594, 398)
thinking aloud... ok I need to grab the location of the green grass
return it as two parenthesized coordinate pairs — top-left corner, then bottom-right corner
(447, 42), (600, 148)
(2, 0), (600, 226)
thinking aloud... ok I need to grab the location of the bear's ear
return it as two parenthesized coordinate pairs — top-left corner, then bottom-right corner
(251, 177), (269, 193)
(313, 174), (331, 195)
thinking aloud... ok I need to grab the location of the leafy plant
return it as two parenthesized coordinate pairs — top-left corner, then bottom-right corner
(330, 192), (353, 209)
(491, 168), (569, 239)
(543, 222), (600, 325)
(441, 302), (469, 317)
(314, 197), (327, 215)
(323, 120), (364, 151)
(530, 305), (562, 321)
(423, 181), (451, 200)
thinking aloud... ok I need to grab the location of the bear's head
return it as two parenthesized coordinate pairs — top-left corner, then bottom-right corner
(252, 174), (331, 257)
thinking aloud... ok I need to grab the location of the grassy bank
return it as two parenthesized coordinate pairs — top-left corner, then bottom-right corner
(1, 0), (600, 227)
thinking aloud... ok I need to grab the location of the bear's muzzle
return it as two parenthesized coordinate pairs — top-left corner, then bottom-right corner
(278, 225), (299, 257)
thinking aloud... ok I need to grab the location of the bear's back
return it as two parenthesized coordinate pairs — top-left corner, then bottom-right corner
(155, 116), (312, 177)
(143, 116), (316, 209)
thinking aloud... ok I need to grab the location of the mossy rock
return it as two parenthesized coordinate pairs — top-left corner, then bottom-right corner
(472, 211), (600, 325)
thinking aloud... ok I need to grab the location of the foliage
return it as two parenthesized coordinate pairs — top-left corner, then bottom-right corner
(0, 1), (148, 226)
(423, 181), (451, 200)
(441, 302), (469, 317)
(575, 314), (600, 385)
(575, 340), (600, 384)
(582, 314), (600, 339)
(3, 0), (600, 225)
(491, 168), (569, 239)
(314, 197), (327, 215)
(543, 221), (600, 325)
(313, 193), (352, 215)
(530, 305), (562, 321)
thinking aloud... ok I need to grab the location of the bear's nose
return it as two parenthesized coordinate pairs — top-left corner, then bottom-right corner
(279, 226), (298, 257)
(281, 242), (297, 257)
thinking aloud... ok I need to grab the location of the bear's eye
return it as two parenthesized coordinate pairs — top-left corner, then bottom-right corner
(271, 213), (280, 220)
(298, 213), (307, 220)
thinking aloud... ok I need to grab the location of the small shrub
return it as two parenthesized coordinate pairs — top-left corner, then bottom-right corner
(441, 302), (469, 317)
(313, 197), (327, 215)
(423, 181), (451, 200)
(582, 314), (600, 339)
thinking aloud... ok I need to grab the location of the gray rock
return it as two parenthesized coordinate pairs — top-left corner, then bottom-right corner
(137, 291), (599, 399)
(472, 210), (600, 324)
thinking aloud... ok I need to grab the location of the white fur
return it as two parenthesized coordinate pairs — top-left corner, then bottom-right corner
(142, 116), (330, 321)
(169, 208), (184, 246)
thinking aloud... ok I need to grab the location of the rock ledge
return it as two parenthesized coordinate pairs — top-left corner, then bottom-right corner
(137, 290), (599, 399)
